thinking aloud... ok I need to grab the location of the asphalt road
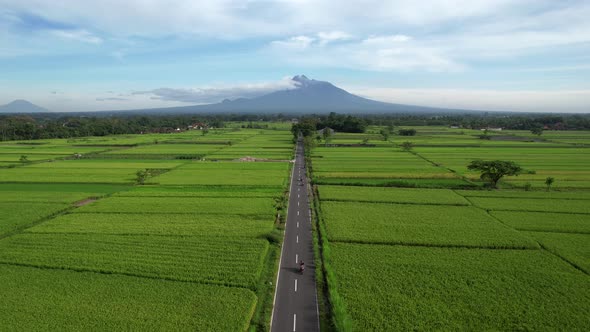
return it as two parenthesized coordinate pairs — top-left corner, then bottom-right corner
(271, 139), (320, 332)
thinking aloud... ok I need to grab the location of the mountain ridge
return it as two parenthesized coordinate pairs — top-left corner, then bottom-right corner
(123, 75), (459, 114)
(0, 100), (50, 113)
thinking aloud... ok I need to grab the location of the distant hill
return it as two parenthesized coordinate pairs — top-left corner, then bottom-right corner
(0, 100), (50, 113)
(114, 75), (472, 114)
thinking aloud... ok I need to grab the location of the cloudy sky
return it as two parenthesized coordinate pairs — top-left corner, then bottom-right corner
(1, 0), (589, 112)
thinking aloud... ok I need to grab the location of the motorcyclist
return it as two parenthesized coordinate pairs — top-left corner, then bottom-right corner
(299, 260), (305, 273)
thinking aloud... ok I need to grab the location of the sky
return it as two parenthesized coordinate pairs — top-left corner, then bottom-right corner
(0, 0), (589, 113)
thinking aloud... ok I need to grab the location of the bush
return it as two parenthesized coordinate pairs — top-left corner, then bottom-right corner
(398, 129), (417, 136)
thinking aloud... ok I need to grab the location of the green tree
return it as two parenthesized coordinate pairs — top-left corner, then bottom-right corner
(400, 141), (414, 151)
(545, 177), (555, 191)
(379, 128), (390, 141)
(135, 169), (151, 185)
(398, 128), (416, 136)
(531, 126), (544, 136)
(291, 119), (317, 139)
(322, 128), (332, 143)
(467, 160), (523, 188)
(19, 155), (28, 163)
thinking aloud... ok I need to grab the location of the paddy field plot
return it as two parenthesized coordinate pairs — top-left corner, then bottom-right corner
(113, 185), (281, 198)
(30, 213), (274, 238)
(319, 185), (469, 205)
(148, 161), (290, 186)
(329, 243), (590, 331)
(491, 211), (590, 233)
(415, 147), (590, 188)
(0, 233), (269, 288)
(76, 196), (276, 216)
(320, 201), (537, 249)
(0, 159), (185, 184)
(527, 232), (590, 274)
(0, 265), (256, 331)
(104, 143), (225, 156)
(0, 202), (70, 236)
(467, 196), (590, 214)
(311, 147), (458, 185)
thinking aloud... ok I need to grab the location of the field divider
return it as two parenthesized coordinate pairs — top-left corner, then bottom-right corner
(409, 149), (479, 186)
(0, 260), (262, 289)
(320, 198), (470, 207)
(325, 239), (539, 250)
(536, 243), (590, 276)
(461, 196), (590, 275)
(517, 229), (590, 235)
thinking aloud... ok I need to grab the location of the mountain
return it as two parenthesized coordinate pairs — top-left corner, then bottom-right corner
(0, 100), (50, 113)
(118, 75), (468, 114)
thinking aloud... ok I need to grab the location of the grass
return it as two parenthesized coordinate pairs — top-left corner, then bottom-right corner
(0, 233), (269, 289)
(0, 264), (257, 331)
(114, 185), (281, 198)
(491, 211), (590, 233)
(456, 189), (590, 200)
(330, 243), (590, 331)
(468, 196), (590, 214)
(75, 196), (277, 216)
(0, 202), (71, 236)
(528, 231), (590, 274)
(319, 185), (469, 205)
(320, 201), (538, 249)
(104, 143), (224, 155)
(148, 161), (290, 186)
(313, 177), (474, 188)
(29, 213), (275, 238)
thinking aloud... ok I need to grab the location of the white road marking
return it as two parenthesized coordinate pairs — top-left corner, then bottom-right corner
(293, 314), (297, 331)
(297, 222), (299, 228)
(296, 235), (299, 243)
(295, 279), (298, 292)
(298, 194), (300, 198)
(296, 254), (298, 262)
(297, 201), (300, 206)
(297, 211), (299, 216)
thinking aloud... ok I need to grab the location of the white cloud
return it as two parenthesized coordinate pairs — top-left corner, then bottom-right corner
(317, 31), (353, 45)
(133, 78), (299, 103)
(268, 33), (462, 72)
(270, 36), (315, 50)
(50, 29), (102, 44)
(348, 87), (590, 112)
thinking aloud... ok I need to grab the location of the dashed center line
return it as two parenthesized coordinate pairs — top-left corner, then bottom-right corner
(293, 314), (297, 331)
(294, 279), (298, 292)
(297, 221), (299, 228)
(296, 235), (299, 243)
(297, 211), (300, 216)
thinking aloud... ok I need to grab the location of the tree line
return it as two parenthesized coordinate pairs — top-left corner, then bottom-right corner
(2, 111), (589, 141)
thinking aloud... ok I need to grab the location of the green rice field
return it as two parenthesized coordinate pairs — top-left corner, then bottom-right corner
(0, 127), (292, 330)
(1, 123), (589, 330)
(311, 126), (590, 331)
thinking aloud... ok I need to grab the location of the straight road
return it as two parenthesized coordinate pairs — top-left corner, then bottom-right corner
(271, 139), (320, 332)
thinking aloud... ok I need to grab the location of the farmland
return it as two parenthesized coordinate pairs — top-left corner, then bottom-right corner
(1, 122), (589, 330)
(0, 126), (293, 330)
(310, 126), (590, 330)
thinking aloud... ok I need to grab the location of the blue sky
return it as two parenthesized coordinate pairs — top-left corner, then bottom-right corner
(0, 0), (589, 112)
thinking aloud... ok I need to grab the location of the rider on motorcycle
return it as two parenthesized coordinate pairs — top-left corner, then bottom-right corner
(299, 260), (305, 273)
